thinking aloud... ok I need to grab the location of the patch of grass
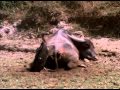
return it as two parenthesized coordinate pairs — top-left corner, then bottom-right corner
(0, 61), (119, 89)
(1, 1), (120, 38)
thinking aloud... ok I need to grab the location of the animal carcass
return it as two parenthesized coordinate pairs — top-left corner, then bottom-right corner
(29, 29), (97, 72)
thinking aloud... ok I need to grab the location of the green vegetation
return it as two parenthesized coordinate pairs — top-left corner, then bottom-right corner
(0, 1), (120, 37)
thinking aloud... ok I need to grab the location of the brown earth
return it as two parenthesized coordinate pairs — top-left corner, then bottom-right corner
(0, 35), (120, 89)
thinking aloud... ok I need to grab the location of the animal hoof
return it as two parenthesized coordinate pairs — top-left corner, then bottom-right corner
(78, 64), (87, 68)
(84, 59), (90, 63)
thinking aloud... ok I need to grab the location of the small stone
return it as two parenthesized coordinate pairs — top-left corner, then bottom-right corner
(2, 79), (8, 82)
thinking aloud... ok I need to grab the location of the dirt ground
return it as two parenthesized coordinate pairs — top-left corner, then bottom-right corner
(0, 35), (120, 89)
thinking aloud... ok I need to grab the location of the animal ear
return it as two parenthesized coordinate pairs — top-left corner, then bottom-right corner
(85, 39), (95, 48)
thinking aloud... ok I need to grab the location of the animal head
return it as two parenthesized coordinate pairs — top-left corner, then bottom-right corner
(79, 39), (97, 61)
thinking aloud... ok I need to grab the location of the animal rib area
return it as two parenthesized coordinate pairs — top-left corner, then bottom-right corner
(47, 30), (79, 55)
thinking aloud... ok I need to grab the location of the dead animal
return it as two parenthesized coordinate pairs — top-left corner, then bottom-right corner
(29, 29), (97, 72)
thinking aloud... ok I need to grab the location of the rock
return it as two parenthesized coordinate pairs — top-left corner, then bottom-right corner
(0, 20), (21, 38)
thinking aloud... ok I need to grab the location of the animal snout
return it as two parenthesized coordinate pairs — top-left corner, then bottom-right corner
(91, 56), (98, 61)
